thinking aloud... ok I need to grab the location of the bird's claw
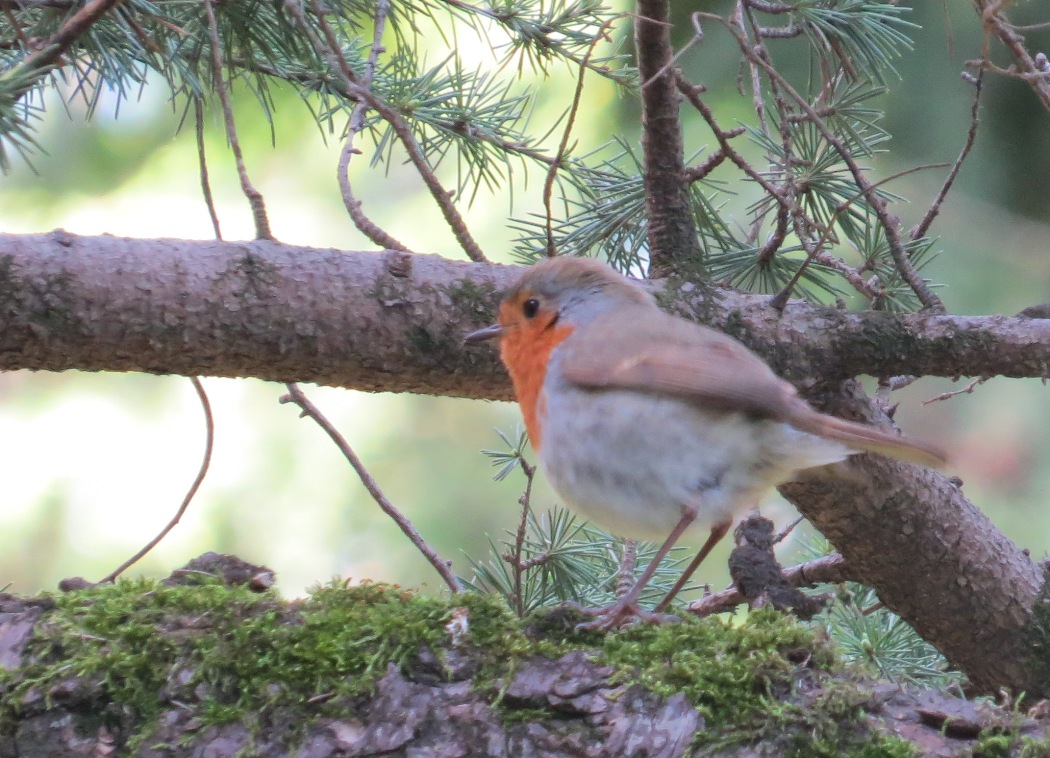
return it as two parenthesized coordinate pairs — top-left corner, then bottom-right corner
(566, 600), (680, 631)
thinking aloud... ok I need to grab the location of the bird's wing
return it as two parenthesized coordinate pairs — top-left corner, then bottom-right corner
(560, 310), (948, 469)
(559, 311), (799, 420)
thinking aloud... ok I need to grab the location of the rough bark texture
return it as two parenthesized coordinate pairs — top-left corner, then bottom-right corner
(0, 231), (513, 397)
(1, 232), (1048, 397)
(634, 0), (701, 274)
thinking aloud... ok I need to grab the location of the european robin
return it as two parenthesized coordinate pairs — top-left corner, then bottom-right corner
(466, 257), (947, 628)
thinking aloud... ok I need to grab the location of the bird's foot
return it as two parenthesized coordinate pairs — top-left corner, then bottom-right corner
(566, 600), (680, 632)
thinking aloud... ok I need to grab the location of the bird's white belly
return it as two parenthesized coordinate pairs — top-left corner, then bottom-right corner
(538, 385), (847, 543)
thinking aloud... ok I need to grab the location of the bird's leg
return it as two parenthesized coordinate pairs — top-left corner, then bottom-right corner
(615, 539), (638, 599)
(574, 508), (697, 631)
(653, 519), (732, 614)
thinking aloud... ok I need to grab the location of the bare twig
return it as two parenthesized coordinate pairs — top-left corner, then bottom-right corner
(640, 11), (700, 89)
(288, 0), (488, 263)
(923, 377), (987, 406)
(676, 74), (784, 200)
(507, 455), (536, 616)
(687, 551), (855, 617)
(100, 377), (214, 583)
(280, 382), (461, 594)
(194, 97), (222, 240)
(682, 140), (743, 183)
(732, 5), (770, 136)
(772, 516), (804, 545)
(202, 0), (272, 240)
(911, 69), (984, 241)
(542, 13), (625, 258)
(861, 600), (885, 616)
(972, 0), (1050, 114)
(1, 0), (121, 95)
(229, 58), (560, 170)
(875, 374), (918, 411)
(337, 0), (412, 252)
(1, 0), (30, 50)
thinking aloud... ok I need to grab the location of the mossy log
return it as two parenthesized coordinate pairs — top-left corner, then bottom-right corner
(2, 554), (1050, 757)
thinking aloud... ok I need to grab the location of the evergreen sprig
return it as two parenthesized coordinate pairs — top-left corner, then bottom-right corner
(799, 538), (963, 688)
(790, 0), (917, 83)
(468, 427), (692, 615)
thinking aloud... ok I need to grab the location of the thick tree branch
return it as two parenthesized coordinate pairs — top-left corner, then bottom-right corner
(0, 232), (1047, 397)
(635, 0), (701, 274)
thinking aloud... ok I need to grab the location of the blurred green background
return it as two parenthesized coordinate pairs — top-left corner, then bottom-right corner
(0, 2), (1047, 600)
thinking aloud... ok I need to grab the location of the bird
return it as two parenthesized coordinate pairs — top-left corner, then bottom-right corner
(465, 256), (947, 628)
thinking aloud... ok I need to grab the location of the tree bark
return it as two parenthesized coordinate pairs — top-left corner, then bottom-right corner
(1, 232), (1047, 395)
(635, 0), (702, 274)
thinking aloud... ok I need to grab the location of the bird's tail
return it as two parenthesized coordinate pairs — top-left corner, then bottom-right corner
(788, 405), (949, 470)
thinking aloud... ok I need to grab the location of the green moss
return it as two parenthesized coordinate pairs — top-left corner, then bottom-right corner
(972, 733), (1014, 758)
(601, 607), (832, 723)
(597, 609), (914, 755)
(0, 578), (519, 743)
(836, 734), (918, 758)
(1021, 736), (1050, 758)
(0, 583), (922, 754)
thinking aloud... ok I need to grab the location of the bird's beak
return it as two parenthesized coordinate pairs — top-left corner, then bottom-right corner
(464, 323), (504, 344)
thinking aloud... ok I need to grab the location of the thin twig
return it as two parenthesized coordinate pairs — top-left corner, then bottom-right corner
(100, 377), (214, 583)
(676, 74), (784, 200)
(875, 374), (918, 411)
(230, 57), (560, 169)
(337, 0), (412, 252)
(640, 13), (696, 90)
(280, 383), (461, 594)
(202, 0), (272, 240)
(682, 141), (743, 183)
(687, 552), (854, 617)
(772, 516), (804, 545)
(194, 96), (222, 240)
(861, 600), (884, 616)
(1, 0), (30, 50)
(911, 69), (984, 241)
(922, 377), (987, 406)
(290, 0), (488, 262)
(507, 455), (536, 616)
(1, 0), (121, 94)
(732, 5), (770, 136)
(973, 0), (1050, 113)
(542, 13), (625, 258)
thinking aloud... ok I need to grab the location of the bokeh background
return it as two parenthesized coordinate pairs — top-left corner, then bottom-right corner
(0, 2), (1047, 599)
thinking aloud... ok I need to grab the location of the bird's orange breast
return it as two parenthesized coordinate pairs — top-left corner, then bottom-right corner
(498, 318), (575, 450)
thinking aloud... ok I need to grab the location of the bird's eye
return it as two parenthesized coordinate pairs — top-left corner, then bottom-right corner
(522, 298), (540, 318)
